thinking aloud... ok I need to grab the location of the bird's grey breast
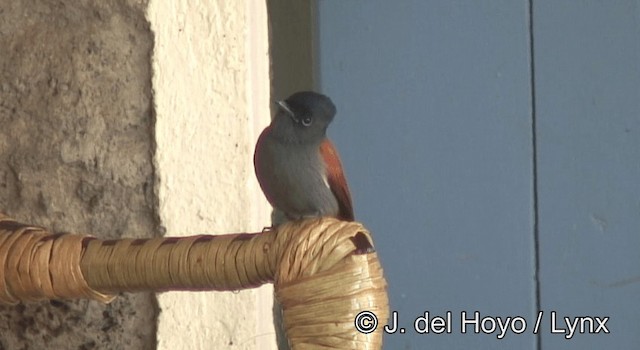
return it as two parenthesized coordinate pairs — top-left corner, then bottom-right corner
(263, 137), (338, 218)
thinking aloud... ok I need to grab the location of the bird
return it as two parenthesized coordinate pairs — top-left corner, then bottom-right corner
(254, 91), (354, 224)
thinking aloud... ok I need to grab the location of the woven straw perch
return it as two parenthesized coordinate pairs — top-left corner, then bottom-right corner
(0, 213), (388, 349)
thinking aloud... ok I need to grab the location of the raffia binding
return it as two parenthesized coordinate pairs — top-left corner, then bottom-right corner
(0, 214), (388, 349)
(0, 214), (114, 304)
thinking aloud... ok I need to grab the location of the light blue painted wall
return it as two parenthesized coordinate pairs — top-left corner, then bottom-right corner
(534, 1), (640, 349)
(314, 0), (638, 349)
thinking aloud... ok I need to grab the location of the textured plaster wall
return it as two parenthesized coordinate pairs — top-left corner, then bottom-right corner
(0, 0), (272, 348)
(0, 0), (158, 349)
(148, 0), (274, 349)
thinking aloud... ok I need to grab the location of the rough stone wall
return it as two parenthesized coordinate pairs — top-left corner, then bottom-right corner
(0, 0), (158, 349)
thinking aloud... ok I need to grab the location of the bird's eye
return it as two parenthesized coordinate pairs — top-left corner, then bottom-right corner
(301, 116), (313, 126)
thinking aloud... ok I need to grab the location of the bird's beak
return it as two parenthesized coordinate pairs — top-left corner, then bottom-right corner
(276, 100), (298, 123)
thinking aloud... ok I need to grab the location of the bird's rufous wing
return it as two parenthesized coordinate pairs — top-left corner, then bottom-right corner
(320, 139), (354, 221)
(254, 126), (277, 207)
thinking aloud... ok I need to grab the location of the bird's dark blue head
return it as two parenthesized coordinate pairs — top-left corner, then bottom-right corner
(272, 91), (337, 143)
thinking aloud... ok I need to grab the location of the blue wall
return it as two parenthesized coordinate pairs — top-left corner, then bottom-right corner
(315, 1), (639, 348)
(534, 1), (640, 349)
